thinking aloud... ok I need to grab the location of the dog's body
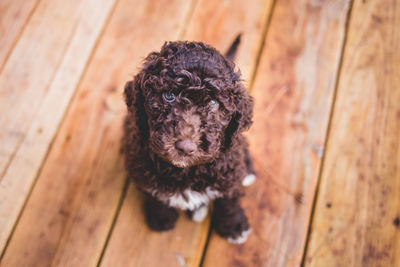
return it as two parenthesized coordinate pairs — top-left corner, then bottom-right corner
(123, 38), (255, 243)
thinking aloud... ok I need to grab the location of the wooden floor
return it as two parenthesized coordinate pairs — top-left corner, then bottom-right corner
(0, 0), (399, 266)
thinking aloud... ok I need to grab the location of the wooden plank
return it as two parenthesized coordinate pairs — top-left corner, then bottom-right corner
(0, 0), (193, 266)
(0, 0), (115, 254)
(202, 0), (352, 266)
(0, 0), (40, 68)
(305, 0), (400, 266)
(100, 0), (273, 266)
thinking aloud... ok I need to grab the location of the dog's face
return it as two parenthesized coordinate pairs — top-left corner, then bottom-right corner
(125, 42), (252, 168)
(145, 82), (231, 168)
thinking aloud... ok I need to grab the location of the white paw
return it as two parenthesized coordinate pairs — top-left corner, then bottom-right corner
(227, 228), (251, 244)
(242, 174), (256, 187)
(191, 205), (208, 222)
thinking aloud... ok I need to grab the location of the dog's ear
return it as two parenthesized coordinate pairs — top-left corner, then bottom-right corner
(124, 73), (149, 139)
(224, 85), (253, 149)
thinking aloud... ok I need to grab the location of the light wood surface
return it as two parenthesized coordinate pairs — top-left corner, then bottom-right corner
(0, 0), (40, 68)
(0, 0), (115, 254)
(0, 0), (398, 266)
(305, 0), (400, 266)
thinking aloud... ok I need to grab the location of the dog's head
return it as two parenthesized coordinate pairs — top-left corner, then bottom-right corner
(124, 41), (253, 168)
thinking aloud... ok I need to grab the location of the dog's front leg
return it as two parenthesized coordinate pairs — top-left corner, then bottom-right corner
(144, 193), (179, 231)
(213, 192), (251, 244)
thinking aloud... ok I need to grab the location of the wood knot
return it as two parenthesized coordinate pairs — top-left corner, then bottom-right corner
(393, 217), (400, 228)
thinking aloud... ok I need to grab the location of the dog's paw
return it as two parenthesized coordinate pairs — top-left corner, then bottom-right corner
(191, 205), (208, 222)
(227, 228), (251, 244)
(146, 210), (178, 231)
(214, 208), (251, 244)
(145, 201), (179, 232)
(242, 173), (256, 187)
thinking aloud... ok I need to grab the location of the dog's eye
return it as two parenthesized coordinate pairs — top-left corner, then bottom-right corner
(163, 92), (176, 103)
(209, 99), (219, 110)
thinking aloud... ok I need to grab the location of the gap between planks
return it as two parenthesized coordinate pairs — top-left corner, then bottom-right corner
(96, 177), (130, 267)
(0, 0), (42, 73)
(0, 15), (80, 185)
(299, 0), (355, 265)
(248, 0), (278, 92)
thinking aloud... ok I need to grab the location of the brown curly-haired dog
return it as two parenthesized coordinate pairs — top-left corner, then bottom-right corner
(123, 36), (255, 244)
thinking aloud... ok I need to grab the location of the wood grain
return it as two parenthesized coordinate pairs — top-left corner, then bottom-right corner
(0, 0), (115, 254)
(0, 0), (40, 69)
(184, 0), (274, 83)
(0, 0), (193, 266)
(202, 0), (351, 266)
(305, 0), (400, 266)
(99, 1), (274, 266)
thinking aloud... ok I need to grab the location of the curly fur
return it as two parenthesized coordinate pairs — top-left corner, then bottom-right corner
(123, 39), (254, 242)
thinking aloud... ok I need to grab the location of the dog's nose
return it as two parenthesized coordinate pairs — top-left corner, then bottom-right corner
(175, 139), (197, 155)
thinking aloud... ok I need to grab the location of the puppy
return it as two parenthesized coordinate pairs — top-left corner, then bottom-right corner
(123, 36), (255, 244)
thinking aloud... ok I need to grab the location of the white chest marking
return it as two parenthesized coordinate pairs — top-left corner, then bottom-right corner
(159, 188), (221, 210)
